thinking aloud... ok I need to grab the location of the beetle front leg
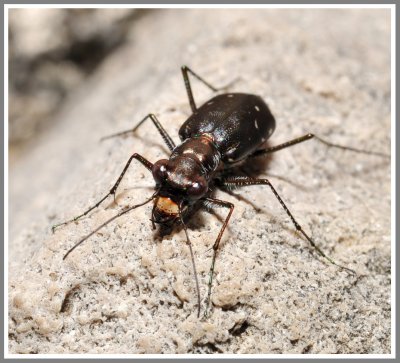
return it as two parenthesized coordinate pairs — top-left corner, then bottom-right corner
(52, 153), (153, 232)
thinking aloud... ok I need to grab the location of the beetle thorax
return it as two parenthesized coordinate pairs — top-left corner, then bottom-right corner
(166, 155), (204, 189)
(170, 135), (221, 174)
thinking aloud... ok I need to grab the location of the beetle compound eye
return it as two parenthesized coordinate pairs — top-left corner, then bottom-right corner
(187, 176), (208, 198)
(152, 159), (169, 184)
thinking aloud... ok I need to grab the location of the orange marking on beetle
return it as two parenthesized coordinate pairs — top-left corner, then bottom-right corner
(155, 197), (179, 215)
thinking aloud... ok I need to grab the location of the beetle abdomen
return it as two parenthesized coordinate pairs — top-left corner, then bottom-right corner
(179, 93), (276, 163)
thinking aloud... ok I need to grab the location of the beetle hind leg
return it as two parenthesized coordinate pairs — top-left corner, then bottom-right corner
(181, 65), (238, 113)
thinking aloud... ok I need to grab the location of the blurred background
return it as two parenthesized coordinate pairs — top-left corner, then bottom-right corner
(9, 8), (148, 164)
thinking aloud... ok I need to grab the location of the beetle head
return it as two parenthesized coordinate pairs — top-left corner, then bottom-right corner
(151, 156), (208, 225)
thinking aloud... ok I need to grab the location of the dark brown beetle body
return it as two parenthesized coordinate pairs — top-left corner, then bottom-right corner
(152, 93), (276, 225)
(179, 93), (276, 164)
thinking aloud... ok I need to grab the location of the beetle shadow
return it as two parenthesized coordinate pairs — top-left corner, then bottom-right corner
(223, 147), (311, 191)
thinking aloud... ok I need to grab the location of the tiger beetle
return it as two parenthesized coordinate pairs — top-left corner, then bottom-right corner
(52, 66), (390, 318)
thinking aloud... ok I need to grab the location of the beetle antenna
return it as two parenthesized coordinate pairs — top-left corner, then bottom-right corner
(179, 203), (201, 318)
(63, 193), (156, 260)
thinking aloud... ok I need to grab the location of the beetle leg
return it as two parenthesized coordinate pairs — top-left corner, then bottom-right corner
(201, 197), (234, 318)
(181, 65), (237, 112)
(218, 176), (356, 275)
(52, 153), (153, 233)
(251, 133), (389, 158)
(101, 114), (176, 152)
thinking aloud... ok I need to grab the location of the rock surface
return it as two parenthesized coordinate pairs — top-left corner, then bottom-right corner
(9, 9), (391, 354)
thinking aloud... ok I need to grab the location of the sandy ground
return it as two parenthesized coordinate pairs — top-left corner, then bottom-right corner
(8, 9), (391, 354)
